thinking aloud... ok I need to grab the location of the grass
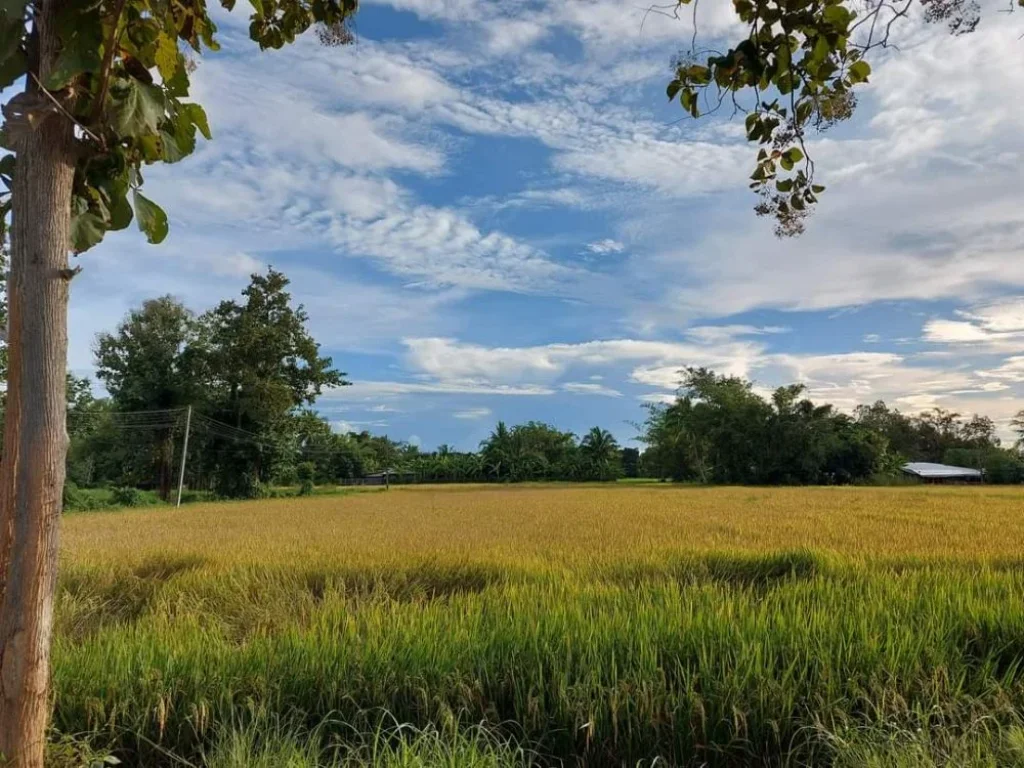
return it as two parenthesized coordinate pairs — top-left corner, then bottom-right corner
(52, 484), (1024, 766)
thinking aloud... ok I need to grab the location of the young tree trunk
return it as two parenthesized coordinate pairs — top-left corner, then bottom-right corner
(0, 0), (75, 761)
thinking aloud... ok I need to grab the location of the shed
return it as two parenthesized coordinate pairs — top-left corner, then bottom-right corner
(901, 462), (983, 483)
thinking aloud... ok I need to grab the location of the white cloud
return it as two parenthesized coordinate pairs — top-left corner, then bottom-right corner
(403, 336), (768, 386)
(638, 392), (677, 405)
(453, 407), (493, 419)
(561, 382), (623, 397)
(978, 356), (1024, 384)
(958, 297), (1024, 333)
(321, 380), (556, 400)
(333, 419), (391, 433)
(326, 205), (577, 292)
(923, 297), (1024, 351)
(684, 325), (789, 344)
(484, 18), (549, 54)
(585, 238), (625, 255)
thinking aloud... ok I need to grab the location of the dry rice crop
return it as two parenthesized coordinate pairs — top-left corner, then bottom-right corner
(53, 484), (1024, 767)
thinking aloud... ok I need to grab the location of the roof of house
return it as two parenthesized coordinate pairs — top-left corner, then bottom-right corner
(902, 462), (983, 479)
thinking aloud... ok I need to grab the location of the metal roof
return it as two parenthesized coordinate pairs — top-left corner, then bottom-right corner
(902, 462), (983, 478)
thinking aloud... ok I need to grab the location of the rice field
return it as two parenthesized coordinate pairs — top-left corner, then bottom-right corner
(53, 484), (1024, 767)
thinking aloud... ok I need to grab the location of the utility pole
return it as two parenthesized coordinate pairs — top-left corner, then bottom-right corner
(176, 405), (192, 508)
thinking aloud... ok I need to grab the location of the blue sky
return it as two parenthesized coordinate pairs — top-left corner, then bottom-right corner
(69, 0), (1024, 450)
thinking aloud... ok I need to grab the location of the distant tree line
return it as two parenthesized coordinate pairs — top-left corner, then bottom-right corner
(640, 368), (1024, 485)
(5, 268), (1024, 499)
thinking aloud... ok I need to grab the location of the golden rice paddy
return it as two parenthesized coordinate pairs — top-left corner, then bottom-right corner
(54, 484), (1024, 767)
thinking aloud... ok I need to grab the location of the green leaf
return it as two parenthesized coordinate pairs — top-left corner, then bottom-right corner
(812, 184), (826, 193)
(811, 35), (830, 65)
(71, 206), (106, 253)
(848, 60), (871, 84)
(138, 133), (164, 163)
(776, 40), (791, 73)
(165, 64), (190, 98)
(686, 64), (711, 85)
(153, 33), (180, 83)
(0, 152), (14, 182)
(666, 78), (682, 101)
(182, 103), (211, 140)
(110, 79), (165, 138)
(785, 147), (804, 164)
(249, 0), (264, 18)
(0, 13), (21, 59)
(44, 11), (102, 88)
(823, 4), (851, 28)
(133, 190), (168, 244)
(776, 178), (793, 193)
(0, 46), (23, 88)
(159, 123), (192, 163)
(780, 154), (794, 172)
(0, 14), (25, 88)
(108, 192), (133, 231)
(0, 0), (26, 18)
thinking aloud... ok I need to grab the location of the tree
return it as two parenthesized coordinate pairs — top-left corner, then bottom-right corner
(480, 421), (512, 481)
(665, 0), (1022, 236)
(0, 0), (357, 757)
(94, 296), (206, 499)
(641, 367), (889, 485)
(621, 447), (640, 478)
(580, 427), (622, 481)
(1010, 410), (1024, 454)
(202, 268), (346, 496)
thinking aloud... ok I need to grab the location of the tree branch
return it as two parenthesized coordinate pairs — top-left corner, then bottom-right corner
(28, 73), (102, 143)
(89, 0), (129, 127)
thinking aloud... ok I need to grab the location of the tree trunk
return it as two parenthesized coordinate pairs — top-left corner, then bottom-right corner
(0, 0), (75, 761)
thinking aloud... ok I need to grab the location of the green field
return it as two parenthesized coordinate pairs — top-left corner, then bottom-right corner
(53, 484), (1024, 766)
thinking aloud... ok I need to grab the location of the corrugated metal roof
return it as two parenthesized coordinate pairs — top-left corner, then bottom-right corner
(902, 462), (983, 478)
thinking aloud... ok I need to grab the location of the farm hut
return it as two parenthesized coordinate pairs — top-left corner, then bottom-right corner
(901, 462), (983, 484)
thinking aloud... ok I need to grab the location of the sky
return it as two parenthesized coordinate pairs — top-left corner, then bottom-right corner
(68, 0), (1024, 450)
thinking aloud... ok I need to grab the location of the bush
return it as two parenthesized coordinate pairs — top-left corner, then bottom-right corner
(62, 482), (108, 512)
(111, 486), (144, 507)
(274, 464), (298, 486)
(216, 471), (270, 500)
(296, 461), (316, 496)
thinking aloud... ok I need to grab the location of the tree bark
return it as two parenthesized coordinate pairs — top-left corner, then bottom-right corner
(0, 0), (75, 761)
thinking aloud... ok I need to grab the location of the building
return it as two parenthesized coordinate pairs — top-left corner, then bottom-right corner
(901, 462), (983, 483)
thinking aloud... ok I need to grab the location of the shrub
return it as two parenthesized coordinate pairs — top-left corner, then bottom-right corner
(296, 462), (316, 496)
(62, 482), (108, 512)
(111, 486), (144, 507)
(274, 464), (298, 486)
(216, 471), (270, 500)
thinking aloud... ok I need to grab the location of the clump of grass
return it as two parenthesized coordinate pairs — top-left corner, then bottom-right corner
(204, 712), (537, 768)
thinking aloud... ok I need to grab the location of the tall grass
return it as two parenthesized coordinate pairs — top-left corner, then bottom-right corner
(51, 485), (1024, 766)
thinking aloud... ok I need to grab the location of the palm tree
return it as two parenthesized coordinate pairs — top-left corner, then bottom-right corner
(580, 427), (621, 481)
(481, 422), (512, 481)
